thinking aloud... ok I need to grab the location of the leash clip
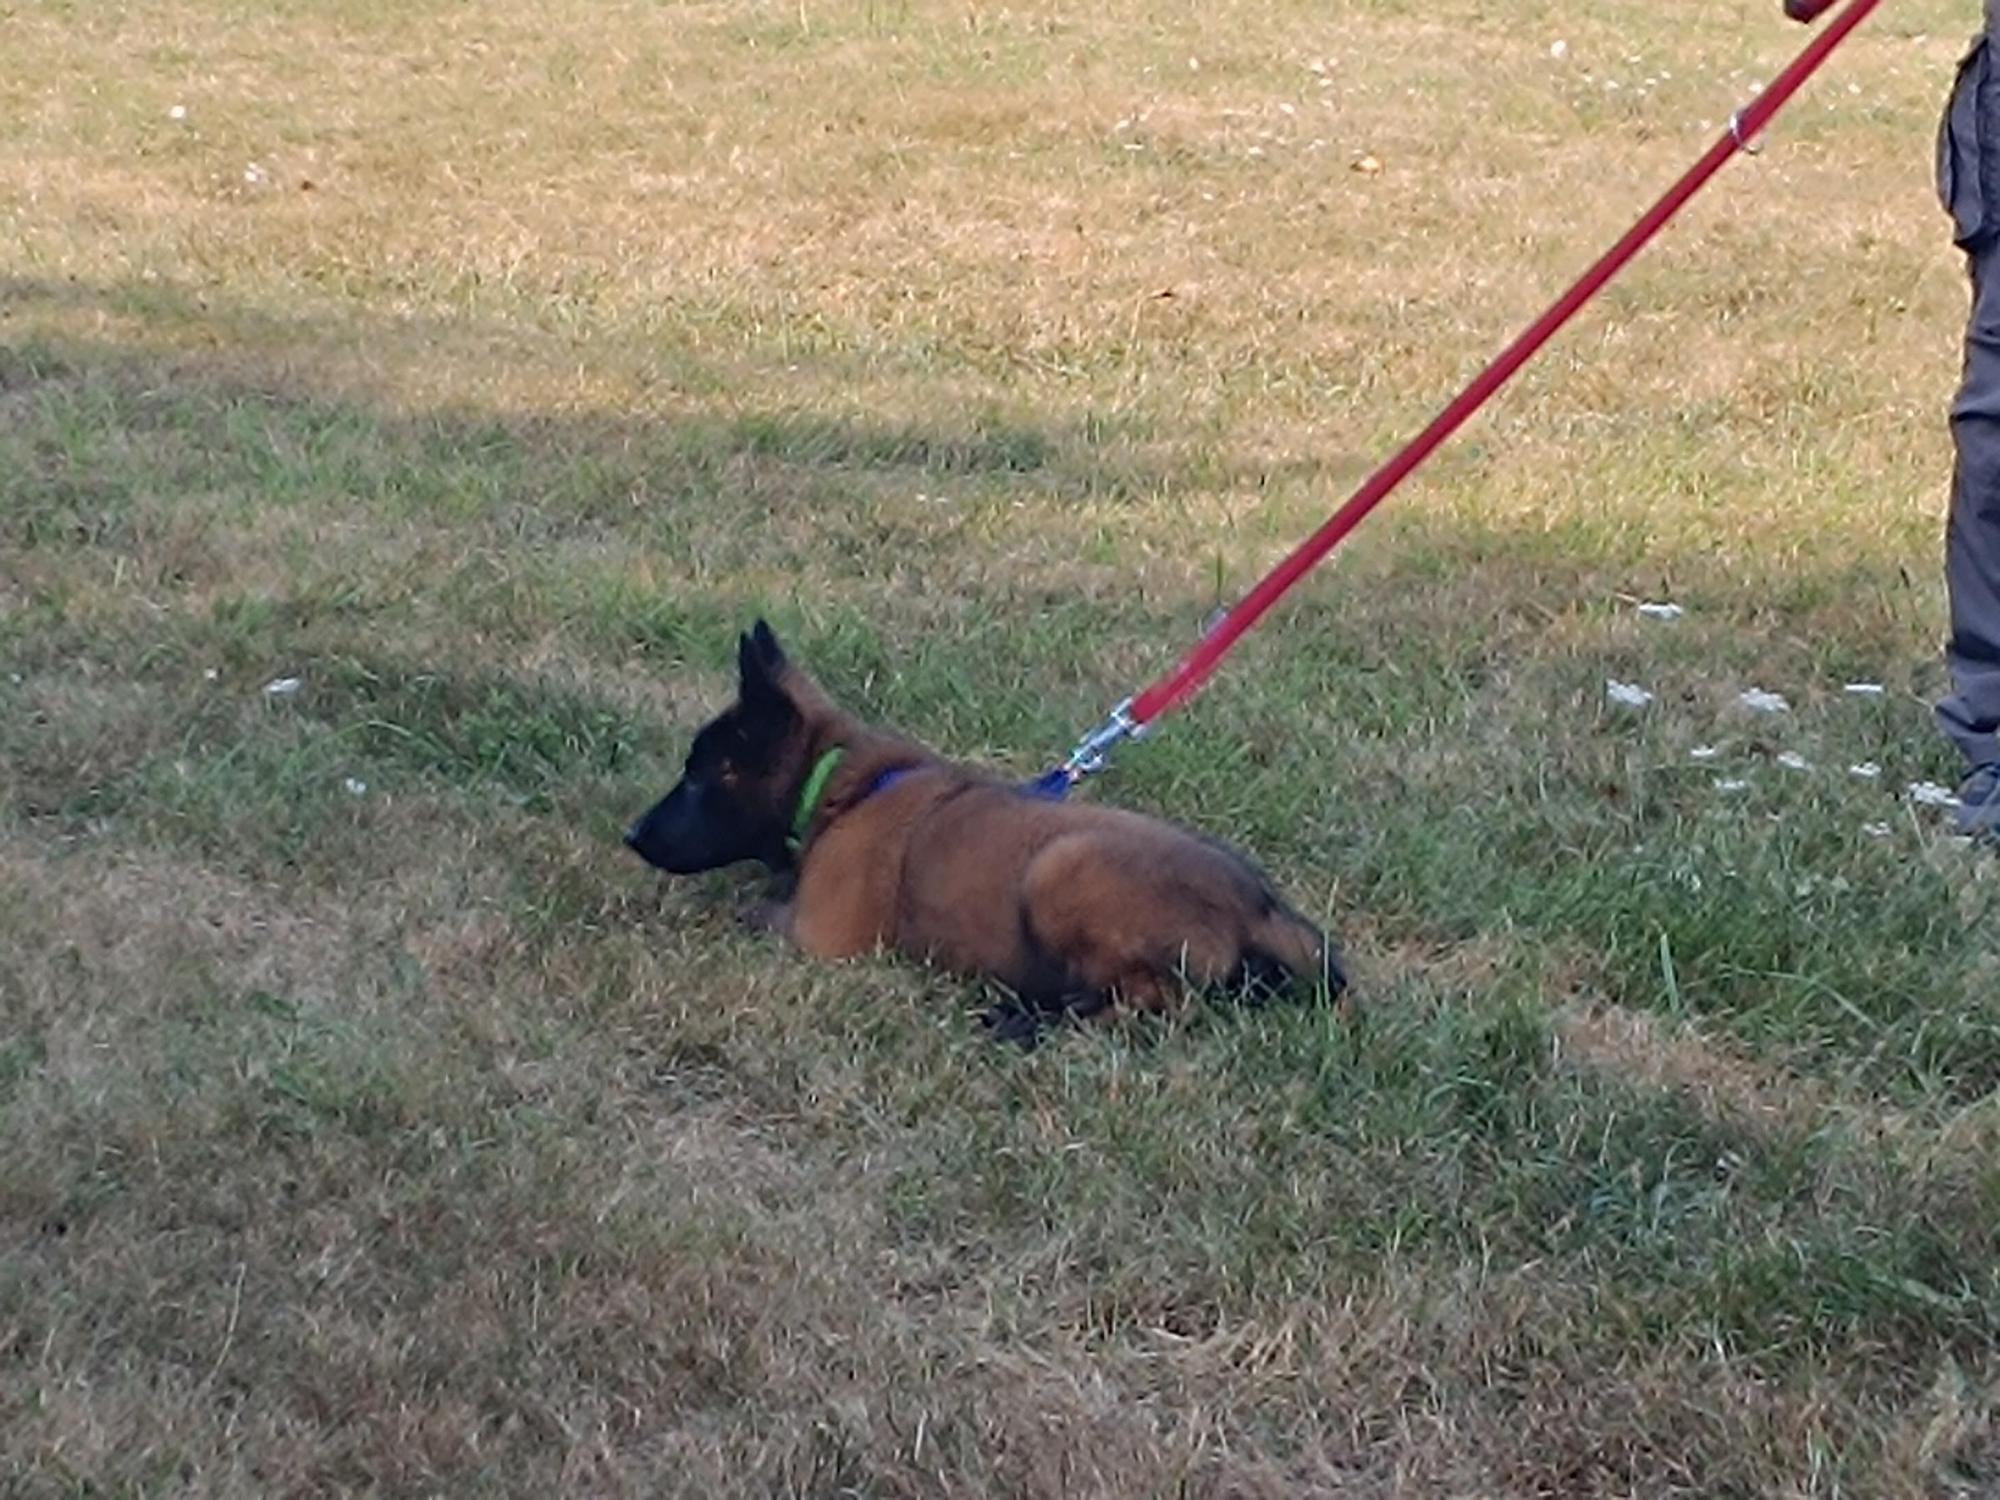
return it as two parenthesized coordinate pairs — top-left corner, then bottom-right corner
(1049, 698), (1144, 790)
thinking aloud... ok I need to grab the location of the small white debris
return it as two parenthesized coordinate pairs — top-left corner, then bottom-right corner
(1550, 39), (1569, 59)
(1738, 688), (1790, 714)
(168, 104), (188, 121)
(1637, 601), (1684, 621)
(263, 676), (302, 698)
(1689, 745), (1720, 762)
(1776, 751), (1813, 772)
(1246, 146), (1265, 158)
(342, 777), (368, 797)
(1907, 781), (1963, 809)
(1188, 56), (1201, 72)
(6, 672), (20, 685)
(1863, 822), (1892, 839)
(1278, 102), (1296, 116)
(1848, 762), (1882, 780)
(1843, 682), (1886, 697)
(203, 667), (219, 681)
(1714, 778), (1750, 794)
(1605, 680), (1654, 708)
(244, 162), (267, 185)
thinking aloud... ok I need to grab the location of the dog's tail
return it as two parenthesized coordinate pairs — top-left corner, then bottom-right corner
(1241, 899), (1350, 1008)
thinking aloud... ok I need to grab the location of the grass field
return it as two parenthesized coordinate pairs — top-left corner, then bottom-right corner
(5, 0), (2000, 1493)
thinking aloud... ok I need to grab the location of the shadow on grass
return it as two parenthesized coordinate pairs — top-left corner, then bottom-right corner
(0, 273), (1194, 535)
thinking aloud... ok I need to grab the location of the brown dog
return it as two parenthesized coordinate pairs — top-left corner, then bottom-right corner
(624, 622), (1346, 1042)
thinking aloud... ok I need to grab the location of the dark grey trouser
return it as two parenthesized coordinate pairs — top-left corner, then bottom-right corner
(1938, 35), (2000, 771)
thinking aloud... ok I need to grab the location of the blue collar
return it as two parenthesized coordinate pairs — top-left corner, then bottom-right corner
(862, 765), (913, 800)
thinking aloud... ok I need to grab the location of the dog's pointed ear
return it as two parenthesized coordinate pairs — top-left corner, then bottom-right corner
(750, 619), (786, 668)
(737, 620), (792, 719)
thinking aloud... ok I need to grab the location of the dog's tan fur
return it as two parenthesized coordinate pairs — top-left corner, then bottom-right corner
(754, 659), (1340, 1021)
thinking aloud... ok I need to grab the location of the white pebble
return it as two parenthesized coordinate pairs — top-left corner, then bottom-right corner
(1848, 762), (1882, 780)
(1550, 39), (1569, 59)
(1776, 751), (1813, 772)
(1606, 680), (1654, 708)
(168, 104), (188, 121)
(343, 777), (368, 797)
(1862, 822), (1892, 839)
(1738, 688), (1790, 714)
(1907, 781), (1962, 809)
(262, 676), (302, 698)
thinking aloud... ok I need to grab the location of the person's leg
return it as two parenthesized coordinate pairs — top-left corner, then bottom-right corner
(1938, 41), (2000, 829)
(1940, 239), (2000, 786)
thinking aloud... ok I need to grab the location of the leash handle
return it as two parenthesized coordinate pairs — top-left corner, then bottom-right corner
(1104, 0), (1882, 737)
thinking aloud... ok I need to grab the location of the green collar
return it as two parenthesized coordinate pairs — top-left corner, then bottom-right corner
(787, 747), (845, 855)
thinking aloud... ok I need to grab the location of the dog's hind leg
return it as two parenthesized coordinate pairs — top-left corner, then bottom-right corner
(980, 997), (1051, 1049)
(980, 984), (1113, 1049)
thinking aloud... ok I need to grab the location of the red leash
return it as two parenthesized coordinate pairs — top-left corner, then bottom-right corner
(1038, 0), (1882, 793)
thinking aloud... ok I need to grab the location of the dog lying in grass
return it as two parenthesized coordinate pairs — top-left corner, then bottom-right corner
(625, 622), (1347, 1043)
